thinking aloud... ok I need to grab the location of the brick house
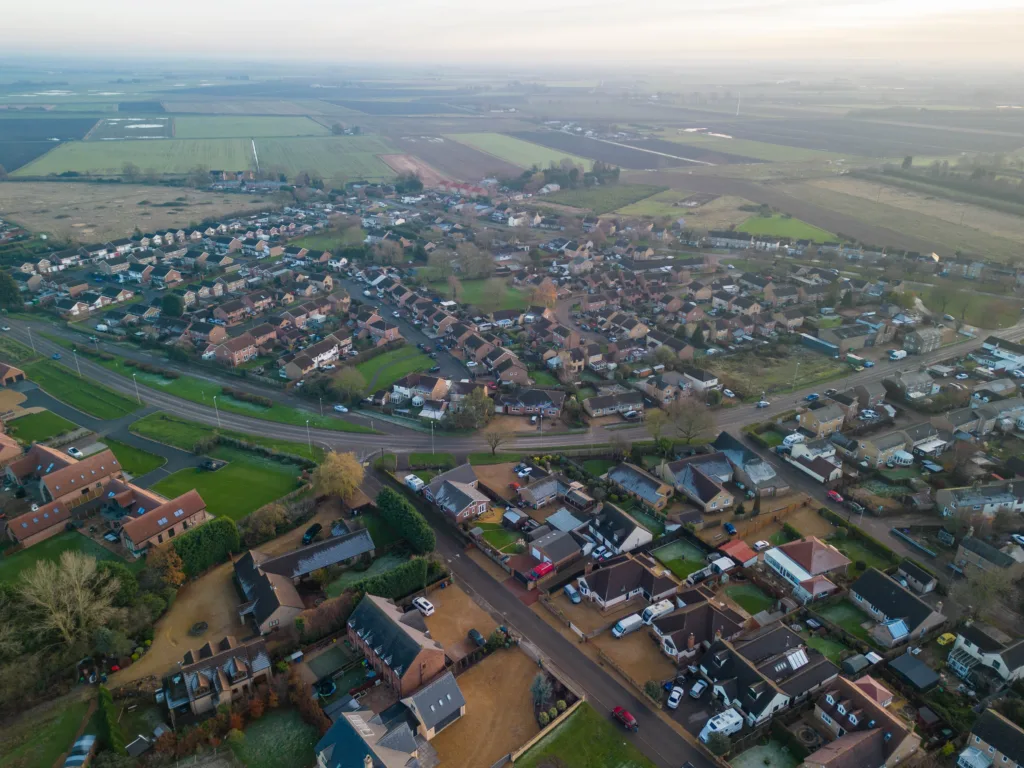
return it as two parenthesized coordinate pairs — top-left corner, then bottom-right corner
(206, 333), (257, 366)
(121, 489), (210, 555)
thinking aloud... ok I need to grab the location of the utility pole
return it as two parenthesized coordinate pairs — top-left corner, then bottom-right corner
(430, 422), (435, 454)
(212, 395), (221, 428)
(131, 373), (142, 405)
(319, 397), (323, 417)
(27, 327), (35, 353)
(305, 419), (312, 455)
(72, 350), (81, 378)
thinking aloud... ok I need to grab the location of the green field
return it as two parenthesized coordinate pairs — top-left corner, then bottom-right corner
(0, 530), (138, 584)
(445, 133), (594, 170)
(429, 277), (527, 311)
(131, 412), (325, 460)
(708, 347), (849, 398)
(543, 184), (666, 214)
(0, 697), (90, 768)
(25, 360), (139, 419)
(6, 410), (77, 443)
(255, 136), (397, 182)
(921, 286), (1021, 329)
(231, 708), (319, 768)
(515, 702), (656, 768)
(173, 116), (330, 139)
(725, 583), (775, 615)
(290, 226), (365, 252)
(737, 214), (837, 243)
(15, 138), (255, 176)
(615, 189), (698, 217)
(354, 346), (433, 390)
(151, 447), (301, 521)
(103, 438), (166, 477)
(651, 539), (705, 580)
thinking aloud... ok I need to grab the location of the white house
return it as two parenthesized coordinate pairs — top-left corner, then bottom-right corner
(947, 623), (1024, 683)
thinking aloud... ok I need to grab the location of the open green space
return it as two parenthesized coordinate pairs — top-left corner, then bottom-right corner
(468, 452), (524, 465)
(353, 346), (433, 390)
(707, 346), (849, 398)
(737, 214), (837, 243)
(14, 138), (255, 176)
(921, 286), (1021, 329)
(327, 553), (409, 597)
(651, 539), (705, 580)
(515, 702), (656, 768)
(0, 530), (140, 584)
(445, 133), (594, 170)
(0, 697), (90, 768)
(130, 412), (325, 460)
(409, 452), (456, 470)
(429, 277), (527, 311)
(816, 600), (876, 645)
(173, 116), (330, 139)
(725, 583), (775, 614)
(151, 447), (302, 521)
(544, 184), (666, 214)
(529, 369), (560, 387)
(615, 188), (698, 217)
(827, 535), (894, 572)
(802, 632), (850, 664)
(25, 360), (139, 419)
(6, 409), (77, 443)
(255, 136), (398, 182)
(583, 459), (615, 476)
(477, 522), (520, 552)
(231, 708), (319, 768)
(0, 336), (39, 364)
(103, 438), (166, 477)
(290, 226), (365, 252)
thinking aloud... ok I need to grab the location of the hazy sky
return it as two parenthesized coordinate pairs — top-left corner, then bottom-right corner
(6, 0), (1024, 64)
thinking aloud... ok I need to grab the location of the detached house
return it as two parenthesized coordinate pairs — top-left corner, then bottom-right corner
(660, 453), (735, 514)
(608, 463), (672, 512)
(958, 711), (1024, 768)
(424, 464), (488, 523)
(849, 568), (946, 647)
(576, 553), (677, 611)
(764, 537), (850, 603)
(587, 504), (653, 554)
(947, 622), (1024, 684)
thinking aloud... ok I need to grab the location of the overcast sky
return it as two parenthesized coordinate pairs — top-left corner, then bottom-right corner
(6, 0), (1024, 65)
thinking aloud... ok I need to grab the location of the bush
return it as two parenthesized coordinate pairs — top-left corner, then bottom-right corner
(221, 386), (273, 409)
(377, 487), (435, 554)
(349, 557), (446, 600)
(172, 517), (240, 578)
(643, 680), (663, 702)
(98, 685), (126, 755)
(556, 700), (566, 712)
(706, 731), (731, 756)
(855, 560), (866, 571)
(538, 712), (550, 726)
(547, 707), (558, 720)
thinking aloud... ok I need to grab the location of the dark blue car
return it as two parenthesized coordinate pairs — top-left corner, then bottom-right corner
(724, 522), (737, 535)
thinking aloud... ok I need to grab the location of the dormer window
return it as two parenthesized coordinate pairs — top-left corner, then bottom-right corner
(849, 714), (858, 726)
(837, 704), (846, 715)
(826, 694), (835, 705)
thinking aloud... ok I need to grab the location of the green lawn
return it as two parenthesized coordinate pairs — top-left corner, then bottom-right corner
(103, 438), (166, 477)
(583, 459), (615, 476)
(0, 698), (90, 768)
(290, 226), (364, 252)
(468, 452), (524, 465)
(354, 347), (433, 390)
(409, 452), (456, 470)
(708, 347), (849, 398)
(359, 513), (401, 550)
(231, 709), (319, 768)
(151, 447), (302, 521)
(828, 536), (894, 572)
(445, 132), (594, 170)
(6, 410), (77, 443)
(477, 522), (520, 552)
(737, 214), (837, 243)
(530, 369), (560, 387)
(769, 528), (800, 546)
(130, 412), (324, 460)
(25, 360), (139, 419)
(816, 600), (875, 645)
(725, 583), (775, 615)
(921, 286), (1022, 329)
(327, 553), (409, 597)
(515, 702), (656, 768)
(0, 530), (139, 584)
(429, 277), (528, 311)
(803, 633), (850, 664)
(544, 184), (666, 214)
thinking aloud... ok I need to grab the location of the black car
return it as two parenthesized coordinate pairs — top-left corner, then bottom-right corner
(302, 523), (323, 545)
(468, 628), (486, 648)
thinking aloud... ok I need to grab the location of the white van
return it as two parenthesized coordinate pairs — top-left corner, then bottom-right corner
(782, 433), (805, 447)
(641, 600), (674, 625)
(611, 614), (644, 638)
(699, 708), (744, 743)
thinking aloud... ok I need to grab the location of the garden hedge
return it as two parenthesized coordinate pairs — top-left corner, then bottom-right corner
(350, 557), (447, 600)
(172, 517), (240, 578)
(376, 487), (435, 554)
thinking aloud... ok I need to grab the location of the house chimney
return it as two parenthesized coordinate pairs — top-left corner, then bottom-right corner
(688, 633), (695, 650)
(364, 756), (373, 768)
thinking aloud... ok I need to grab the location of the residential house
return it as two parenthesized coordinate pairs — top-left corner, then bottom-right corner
(935, 482), (1024, 518)
(213, 299), (249, 326)
(712, 432), (786, 496)
(682, 367), (719, 393)
(957, 710), (1024, 768)
(576, 553), (677, 611)
(188, 321), (228, 346)
(121, 490), (210, 556)
(392, 373), (451, 404)
(495, 388), (565, 418)
(653, 589), (746, 662)
(206, 334), (257, 367)
(607, 463), (673, 512)
(529, 529), (582, 570)
(424, 464), (488, 523)
(849, 568), (947, 647)
(799, 403), (845, 437)
(884, 370), (939, 400)
(785, 442), (843, 484)
(7, 446), (124, 510)
(897, 560), (938, 595)
(956, 536), (1023, 576)
(764, 282), (800, 307)
(764, 537), (850, 603)
(660, 453), (735, 514)
(587, 504), (653, 555)
(857, 432), (909, 468)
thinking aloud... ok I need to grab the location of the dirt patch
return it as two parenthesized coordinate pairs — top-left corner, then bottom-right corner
(471, 462), (519, 501)
(260, 497), (340, 556)
(592, 627), (675, 684)
(395, 136), (522, 181)
(0, 389), (27, 414)
(0, 182), (272, 242)
(378, 154), (447, 188)
(423, 583), (496, 650)
(430, 649), (540, 767)
(112, 561), (240, 684)
(786, 506), (840, 539)
(549, 592), (637, 634)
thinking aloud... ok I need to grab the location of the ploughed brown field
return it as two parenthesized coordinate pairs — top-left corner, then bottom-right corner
(378, 153), (448, 187)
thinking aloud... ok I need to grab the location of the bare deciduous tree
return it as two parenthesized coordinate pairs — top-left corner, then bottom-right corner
(666, 398), (716, 443)
(484, 427), (511, 456)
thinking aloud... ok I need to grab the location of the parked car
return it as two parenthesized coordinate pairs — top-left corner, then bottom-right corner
(723, 522), (737, 535)
(859, 409), (878, 420)
(466, 360), (478, 368)
(412, 596), (435, 616)
(753, 540), (770, 552)
(956, 373), (970, 380)
(667, 686), (685, 710)
(333, 404), (348, 413)
(611, 707), (639, 732)
(827, 490), (844, 503)
(392, 311), (401, 318)
(1012, 533), (1024, 547)
(0, 326), (9, 332)
(67, 447), (84, 459)
(755, 400), (770, 408)
(824, 388), (838, 396)
(689, 680), (708, 699)
(591, 545), (608, 560)
(849, 501), (866, 514)
(722, 389), (735, 399)
(622, 410), (640, 420)
(468, 628), (486, 647)
(564, 584), (581, 604)
(509, 481), (521, 491)
(302, 523), (323, 545)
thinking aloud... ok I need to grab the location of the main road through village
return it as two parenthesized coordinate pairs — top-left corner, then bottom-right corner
(9, 316), (1024, 768)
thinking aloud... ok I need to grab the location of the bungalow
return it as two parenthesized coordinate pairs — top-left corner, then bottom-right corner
(495, 388), (565, 418)
(576, 554), (677, 611)
(660, 453), (734, 514)
(583, 391), (644, 417)
(849, 568), (946, 647)
(764, 537), (849, 603)
(607, 463), (672, 512)
(652, 589), (745, 662)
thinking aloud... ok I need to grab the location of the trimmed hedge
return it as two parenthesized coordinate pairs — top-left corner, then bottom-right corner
(409, 452), (456, 471)
(377, 487), (435, 554)
(172, 517), (240, 578)
(122, 359), (179, 379)
(98, 685), (126, 755)
(221, 386), (273, 409)
(350, 557), (447, 600)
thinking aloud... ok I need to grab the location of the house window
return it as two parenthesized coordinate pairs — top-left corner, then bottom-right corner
(157, 534), (163, 544)
(991, 747), (996, 754)
(269, 619), (279, 628)
(837, 704), (846, 715)
(821, 712), (832, 725)
(855, 593), (863, 602)
(168, 528), (176, 538)
(976, 736), (982, 744)
(825, 695), (834, 706)
(849, 714), (858, 725)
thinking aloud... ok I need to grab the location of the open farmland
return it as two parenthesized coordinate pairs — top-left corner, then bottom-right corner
(254, 136), (397, 181)
(618, 135), (761, 164)
(445, 132), (593, 170)
(395, 135), (521, 180)
(661, 131), (847, 162)
(543, 184), (666, 214)
(173, 116), (330, 138)
(0, 182), (273, 241)
(14, 138), (255, 176)
(378, 154), (447, 186)
(509, 130), (690, 169)
(87, 116), (173, 140)
(0, 142), (59, 173)
(0, 116), (98, 141)
(737, 214), (837, 242)
(328, 99), (468, 115)
(616, 190), (754, 228)
(163, 99), (359, 115)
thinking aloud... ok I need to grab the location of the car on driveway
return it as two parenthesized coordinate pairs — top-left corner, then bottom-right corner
(1013, 533), (1024, 547)
(753, 540), (770, 552)
(302, 523), (323, 545)
(827, 490), (844, 503)
(466, 360), (478, 367)
(611, 706), (639, 732)
(825, 388), (838, 396)
(722, 389), (735, 399)
(412, 596), (434, 616)
(956, 373), (969, 380)
(468, 628), (486, 647)
(392, 311), (400, 318)
(67, 447), (84, 459)
(689, 679), (708, 699)
(723, 522), (737, 535)
(667, 686), (685, 710)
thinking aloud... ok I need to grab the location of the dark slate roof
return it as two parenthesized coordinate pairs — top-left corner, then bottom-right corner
(850, 568), (936, 628)
(582, 557), (674, 603)
(591, 504), (648, 546)
(347, 595), (442, 678)
(897, 559), (935, 587)
(974, 710), (1024, 765)
(961, 536), (1016, 568)
(256, 529), (375, 580)
(315, 717), (379, 768)
(402, 671), (465, 731)
(888, 653), (940, 690)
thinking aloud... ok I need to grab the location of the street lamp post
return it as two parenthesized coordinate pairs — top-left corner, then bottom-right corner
(319, 397), (323, 417)
(72, 350), (82, 378)
(131, 373), (142, 405)
(792, 361), (801, 393)
(305, 419), (312, 455)
(430, 421), (435, 455)
(27, 327), (35, 353)
(212, 395), (221, 428)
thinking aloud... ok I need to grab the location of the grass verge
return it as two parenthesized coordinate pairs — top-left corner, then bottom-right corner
(25, 360), (139, 419)
(130, 412), (324, 460)
(103, 438), (166, 477)
(514, 702), (656, 768)
(7, 410), (78, 443)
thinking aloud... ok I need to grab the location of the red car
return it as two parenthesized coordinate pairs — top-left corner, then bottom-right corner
(611, 706), (638, 732)
(827, 490), (844, 503)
